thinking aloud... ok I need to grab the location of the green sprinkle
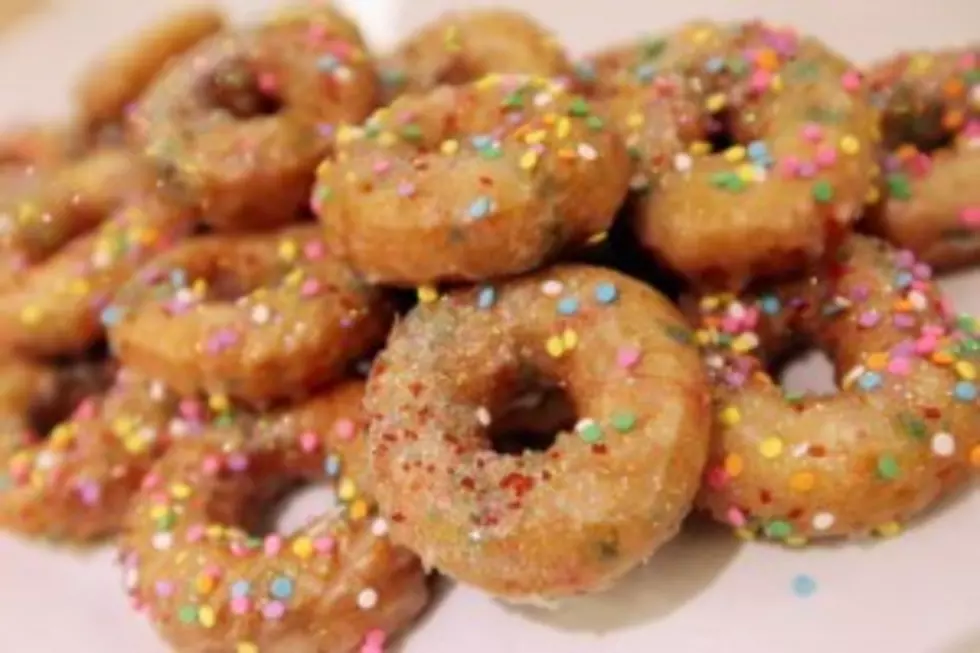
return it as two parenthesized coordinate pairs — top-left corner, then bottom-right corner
(897, 413), (927, 439)
(727, 57), (748, 76)
(877, 454), (901, 480)
(155, 513), (176, 531)
(611, 412), (637, 433)
(886, 173), (912, 201)
(585, 115), (605, 131)
(503, 92), (524, 109)
(764, 520), (793, 539)
(812, 180), (834, 203)
(569, 97), (591, 117)
(576, 420), (603, 443)
(641, 38), (667, 58)
(178, 605), (198, 624)
(364, 123), (381, 138)
(400, 124), (423, 142)
(710, 171), (746, 192)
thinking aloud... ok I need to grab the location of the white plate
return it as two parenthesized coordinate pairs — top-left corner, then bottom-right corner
(1, 1), (979, 652)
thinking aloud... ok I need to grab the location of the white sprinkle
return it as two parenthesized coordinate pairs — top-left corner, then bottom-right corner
(357, 588), (379, 610)
(149, 380), (167, 401)
(371, 518), (389, 537)
(574, 418), (598, 434)
(250, 304), (272, 325)
(673, 153), (693, 172)
(842, 365), (865, 388)
(791, 443), (811, 458)
(532, 91), (552, 107)
(541, 280), (563, 297)
(931, 432), (956, 457)
(475, 406), (492, 427)
(577, 143), (598, 160)
(151, 532), (174, 551)
(812, 512), (835, 531)
(907, 290), (927, 311)
(34, 451), (57, 470)
(469, 529), (484, 542)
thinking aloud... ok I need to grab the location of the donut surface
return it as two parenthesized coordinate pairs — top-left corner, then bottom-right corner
(315, 74), (631, 286)
(119, 380), (429, 653)
(377, 9), (571, 103)
(106, 225), (394, 406)
(863, 48), (980, 270)
(0, 149), (195, 357)
(129, 5), (379, 231)
(366, 265), (710, 600)
(76, 7), (227, 129)
(581, 20), (878, 289)
(692, 235), (980, 543)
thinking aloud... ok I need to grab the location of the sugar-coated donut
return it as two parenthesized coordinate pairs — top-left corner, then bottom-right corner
(315, 74), (631, 286)
(0, 149), (196, 357)
(692, 235), (980, 543)
(580, 20), (879, 289)
(129, 4), (379, 231)
(105, 225), (394, 406)
(377, 9), (572, 103)
(366, 265), (710, 600)
(119, 380), (430, 653)
(75, 7), (227, 130)
(862, 48), (980, 270)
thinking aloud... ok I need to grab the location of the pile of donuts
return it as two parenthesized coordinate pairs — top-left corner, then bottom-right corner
(0, 3), (977, 651)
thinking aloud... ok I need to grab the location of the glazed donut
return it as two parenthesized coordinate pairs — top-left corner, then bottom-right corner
(314, 74), (631, 286)
(377, 9), (572, 104)
(105, 225), (394, 406)
(691, 234), (980, 543)
(75, 7), (227, 130)
(366, 265), (710, 600)
(580, 20), (879, 289)
(128, 4), (379, 231)
(862, 48), (980, 270)
(0, 366), (201, 542)
(119, 380), (430, 653)
(0, 149), (195, 357)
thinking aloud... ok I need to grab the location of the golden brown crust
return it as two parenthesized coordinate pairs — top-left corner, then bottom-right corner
(128, 5), (379, 232)
(861, 48), (980, 270)
(314, 75), (631, 286)
(690, 235), (980, 543)
(377, 9), (572, 104)
(75, 7), (227, 129)
(581, 20), (878, 289)
(0, 122), (87, 171)
(119, 380), (430, 653)
(366, 265), (711, 599)
(107, 225), (394, 406)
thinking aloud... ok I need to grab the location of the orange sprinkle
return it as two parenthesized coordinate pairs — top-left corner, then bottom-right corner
(932, 351), (955, 365)
(942, 78), (965, 98)
(724, 453), (744, 478)
(970, 445), (980, 468)
(790, 471), (816, 492)
(755, 48), (780, 71)
(942, 109), (965, 131)
(866, 352), (889, 370)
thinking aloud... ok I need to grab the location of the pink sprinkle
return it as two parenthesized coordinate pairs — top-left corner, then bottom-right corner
(397, 181), (415, 197)
(303, 240), (325, 260)
(230, 597), (251, 615)
(616, 347), (641, 369)
(186, 525), (205, 543)
(720, 315), (742, 333)
(887, 357), (911, 375)
(840, 70), (862, 92)
(914, 335), (938, 355)
(142, 473), (162, 490)
(227, 453), (249, 471)
(76, 482), (101, 506)
(960, 206), (980, 228)
(300, 431), (320, 452)
(155, 581), (174, 598)
(895, 250), (917, 268)
(750, 69), (771, 92)
(263, 601), (286, 620)
(72, 398), (98, 421)
(258, 73), (279, 94)
(780, 155), (801, 178)
(264, 535), (283, 556)
(230, 540), (251, 557)
(857, 310), (880, 328)
(726, 506), (747, 527)
(334, 418), (356, 440)
(314, 537), (336, 554)
(815, 146), (838, 168)
(372, 159), (391, 174)
(801, 123), (824, 143)
(361, 629), (387, 653)
(178, 398), (203, 421)
(201, 456), (221, 475)
(704, 466), (728, 490)
(300, 279), (321, 297)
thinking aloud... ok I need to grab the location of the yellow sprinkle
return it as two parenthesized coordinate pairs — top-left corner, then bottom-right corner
(19, 305), (42, 325)
(770, 74), (783, 92)
(208, 394), (230, 413)
(789, 471), (815, 492)
(734, 527), (756, 541)
(338, 478), (357, 502)
(191, 278), (209, 297)
(562, 329), (578, 350)
(874, 521), (903, 538)
(705, 93), (727, 113)
(206, 524), (225, 540)
(692, 28), (714, 44)
(475, 74), (497, 90)
(719, 405), (741, 426)
(525, 129), (547, 145)
(840, 135), (860, 155)
(731, 333), (758, 353)
(695, 329), (713, 346)
(555, 117), (571, 139)
(785, 535), (809, 547)
(283, 268), (304, 288)
(378, 131), (397, 148)
(195, 574), (216, 595)
(123, 434), (148, 455)
(689, 141), (712, 156)
(724, 453), (744, 477)
(699, 296), (721, 311)
(626, 112), (645, 129)
(237, 644), (260, 653)
(417, 285), (439, 304)
(198, 605), (216, 628)
(759, 437), (784, 459)
(955, 361), (976, 380)
(350, 499), (369, 521)
(149, 505), (170, 521)
(49, 425), (75, 449)
(545, 335), (565, 358)
(292, 537), (314, 559)
(171, 484), (192, 500)
(440, 139), (459, 155)
(69, 278), (91, 296)
(865, 185), (881, 205)
(443, 25), (462, 52)
(519, 149), (539, 170)
(723, 145), (746, 162)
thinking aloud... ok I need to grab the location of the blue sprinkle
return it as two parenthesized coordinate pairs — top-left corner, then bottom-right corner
(467, 196), (493, 220)
(594, 282), (619, 304)
(858, 371), (882, 391)
(557, 296), (580, 316)
(894, 271), (913, 289)
(316, 55), (339, 72)
(705, 56), (725, 73)
(574, 61), (597, 82)
(325, 454), (341, 476)
(954, 381), (977, 402)
(635, 63), (657, 82)
(231, 580), (251, 598)
(759, 295), (781, 315)
(470, 135), (493, 150)
(270, 576), (294, 600)
(476, 285), (496, 309)
(791, 574), (817, 598)
(747, 140), (772, 167)
(100, 305), (123, 327)
(169, 268), (187, 288)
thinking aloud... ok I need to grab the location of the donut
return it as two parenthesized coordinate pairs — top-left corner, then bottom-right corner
(118, 380), (430, 653)
(0, 366), (203, 542)
(0, 149), (196, 357)
(105, 225), (394, 406)
(377, 9), (572, 104)
(365, 265), (711, 600)
(579, 20), (879, 289)
(0, 122), (85, 171)
(75, 7), (227, 130)
(128, 4), (379, 232)
(314, 74), (631, 286)
(862, 48), (980, 270)
(691, 234), (980, 543)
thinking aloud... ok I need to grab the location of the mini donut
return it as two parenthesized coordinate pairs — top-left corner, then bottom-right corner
(579, 20), (879, 289)
(0, 366), (202, 542)
(119, 380), (430, 653)
(314, 74), (631, 286)
(105, 225), (394, 406)
(128, 4), (379, 232)
(691, 234), (980, 543)
(862, 48), (980, 270)
(0, 122), (86, 171)
(75, 7), (227, 130)
(377, 9), (572, 104)
(366, 265), (711, 600)
(0, 149), (196, 357)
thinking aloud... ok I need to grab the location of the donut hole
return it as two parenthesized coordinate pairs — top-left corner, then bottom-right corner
(200, 257), (272, 302)
(881, 100), (955, 154)
(203, 58), (283, 119)
(703, 108), (743, 153)
(771, 345), (837, 395)
(250, 480), (344, 537)
(487, 386), (576, 455)
(28, 360), (114, 438)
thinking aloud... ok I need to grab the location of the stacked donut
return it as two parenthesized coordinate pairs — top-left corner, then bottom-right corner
(1, 4), (978, 652)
